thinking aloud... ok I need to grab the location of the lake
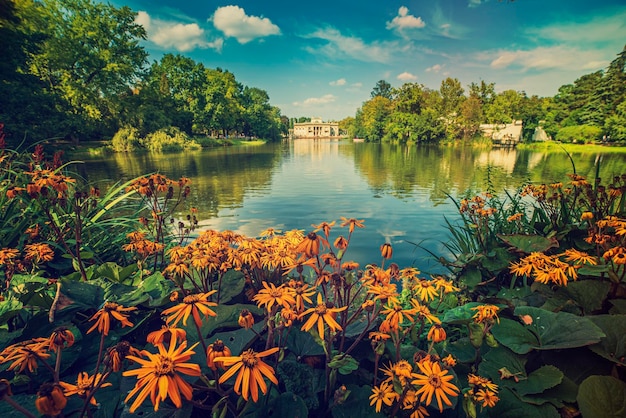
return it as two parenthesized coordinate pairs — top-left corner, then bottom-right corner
(74, 140), (626, 275)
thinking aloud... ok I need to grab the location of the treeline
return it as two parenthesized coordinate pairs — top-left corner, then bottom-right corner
(0, 0), (288, 145)
(342, 46), (626, 144)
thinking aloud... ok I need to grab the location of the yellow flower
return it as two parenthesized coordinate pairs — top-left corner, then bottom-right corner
(295, 232), (329, 257)
(87, 302), (137, 336)
(162, 291), (217, 327)
(381, 360), (413, 385)
(59, 372), (111, 405)
(467, 374), (499, 392)
(214, 347), (279, 402)
(441, 354), (457, 367)
(380, 303), (417, 329)
(414, 279), (439, 302)
(340, 217), (365, 234)
(123, 340), (201, 412)
(563, 249), (597, 265)
(252, 282), (296, 312)
(411, 359), (459, 412)
(1, 338), (50, 373)
(369, 381), (397, 412)
(300, 293), (347, 339)
(238, 309), (255, 329)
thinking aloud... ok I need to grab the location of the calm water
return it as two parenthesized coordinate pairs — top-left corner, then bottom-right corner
(74, 140), (626, 274)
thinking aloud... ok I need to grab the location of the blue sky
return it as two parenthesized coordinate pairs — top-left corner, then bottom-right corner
(111, 0), (626, 121)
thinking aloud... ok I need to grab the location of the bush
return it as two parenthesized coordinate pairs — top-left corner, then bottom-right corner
(110, 126), (142, 151)
(555, 124), (602, 144)
(141, 126), (201, 152)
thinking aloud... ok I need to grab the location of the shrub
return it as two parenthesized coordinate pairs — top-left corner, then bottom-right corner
(141, 126), (201, 152)
(110, 126), (142, 151)
(555, 124), (602, 144)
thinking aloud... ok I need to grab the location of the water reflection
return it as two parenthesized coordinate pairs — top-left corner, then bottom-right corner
(75, 141), (625, 273)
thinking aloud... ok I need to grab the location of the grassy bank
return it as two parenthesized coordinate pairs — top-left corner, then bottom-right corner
(518, 141), (626, 153)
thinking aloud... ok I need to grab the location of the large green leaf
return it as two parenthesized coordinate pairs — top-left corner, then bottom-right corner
(514, 365), (563, 396)
(485, 387), (559, 418)
(497, 234), (558, 253)
(442, 302), (482, 325)
(215, 269), (245, 304)
(0, 298), (23, 324)
(253, 392), (309, 418)
(478, 346), (527, 390)
(331, 384), (386, 418)
(493, 307), (605, 354)
(556, 280), (611, 313)
(577, 375), (626, 418)
(587, 315), (626, 366)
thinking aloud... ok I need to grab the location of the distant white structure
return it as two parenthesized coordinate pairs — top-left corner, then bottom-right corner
(480, 120), (523, 146)
(292, 117), (339, 138)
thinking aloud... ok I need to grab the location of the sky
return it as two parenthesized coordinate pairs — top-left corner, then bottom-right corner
(110, 0), (626, 121)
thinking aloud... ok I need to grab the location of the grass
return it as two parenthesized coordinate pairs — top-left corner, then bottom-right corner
(518, 141), (626, 153)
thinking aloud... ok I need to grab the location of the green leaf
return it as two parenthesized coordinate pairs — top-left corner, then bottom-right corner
(459, 267), (483, 290)
(442, 302), (482, 325)
(285, 329), (326, 357)
(491, 318), (539, 354)
(497, 234), (558, 253)
(577, 375), (626, 418)
(0, 298), (24, 324)
(587, 315), (626, 366)
(478, 346), (527, 390)
(558, 280), (611, 313)
(254, 392), (309, 418)
(515, 365), (563, 396)
(445, 337), (478, 364)
(331, 384), (386, 418)
(215, 269), (245, 304)
(493, 307), (605, 353)
(486, 387), (560, 418)
(60, 277), (103, 309)
(328, 354), (359, 375)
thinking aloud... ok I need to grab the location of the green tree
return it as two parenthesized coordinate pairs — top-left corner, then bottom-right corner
(371, 79), (392, 100)
(201, 68), (243, 136)
(25, 0), (148, 140)
(360, 96), (392, 141)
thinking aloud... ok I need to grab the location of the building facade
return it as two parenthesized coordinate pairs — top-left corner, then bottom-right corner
(292, 118), (339, 138)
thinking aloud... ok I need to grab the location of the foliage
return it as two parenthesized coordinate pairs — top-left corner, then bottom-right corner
(1, 135), (626, 418)
(111, 127), (142, 152)
(555, 125), (603, 144)
(141, 127), (201, 153)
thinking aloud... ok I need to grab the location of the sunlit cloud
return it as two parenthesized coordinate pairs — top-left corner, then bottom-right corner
(211, 5), (280, 44)
(292, 94), (337, 106)
(135, 11), (223, 52)
(386, 6), (426, 31)
(426, 64), (444, 73)
(303, 27), (398, 63)
(524, 10), (626, 45)
(488, 46), (607, 71)
(468, 0), (486, 8)
(330, 78), (347, 86)
(397, 72), (417, 81)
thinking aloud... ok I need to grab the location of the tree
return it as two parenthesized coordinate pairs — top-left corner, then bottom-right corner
(360, 96), (392, 141)
(371, 80), (392, 100)
(468, 80), (495, 106)
(459, 96), (483, 139)
(23, 0), (148, 140)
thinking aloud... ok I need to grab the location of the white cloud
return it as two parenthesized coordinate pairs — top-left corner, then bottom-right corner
(525, 10), (626, 45)
(397, 72), (417, 81)
(303, 27), (397, 63)
(468, 0), (485, 8)
(135, 11), (222, 52)
(386, 6), (426, 31)
(211, 5), (280, 44)
(330, 78), (347, 86)
(352, 82), (363, 88)
(488, 46), (609, 71)
(426, 64), (444, 73)
(293, 94), (337, 106)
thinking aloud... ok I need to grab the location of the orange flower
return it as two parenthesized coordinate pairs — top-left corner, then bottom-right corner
(0, 248), (19, 265)
(162, 291), (218, 327)
(206, 339), (232, 371)
(471, 305), (500, 325)
(146, 325), (187, 346)
(475, 388), (499, 408)
(252, 282), (296, 312)
(87, 302), (137, 336)
(380, 243), (393, 259)
(238, 309), (255, 329)
(300, 293), (347, 339)
(295, 232), (329, 257)
(48, 327), (75, 351)
(414, 280), (439, 302)
(36, 383), (67, 416)
(104, 341), (141, 372)
(411, 359), (459, 412)
(23, 242), (55, 264)
(380, 303), (417, 329)
(340, 217), (365, 234)
(214, 347), (279, 402)
(1, 338), (50, 373)
(59, 372), (111, 405)
(123, 340), (201, 412)
(427, 324), (447, 343)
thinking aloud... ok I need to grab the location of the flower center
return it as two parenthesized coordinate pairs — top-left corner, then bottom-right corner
(270, 289), (283, 298)
(428, 374), (442, 388)
(183, 294), (201, 304)
(241, 350), (258, 368)
(314, 304), (328, 314)
(155, 355), (176, 375)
